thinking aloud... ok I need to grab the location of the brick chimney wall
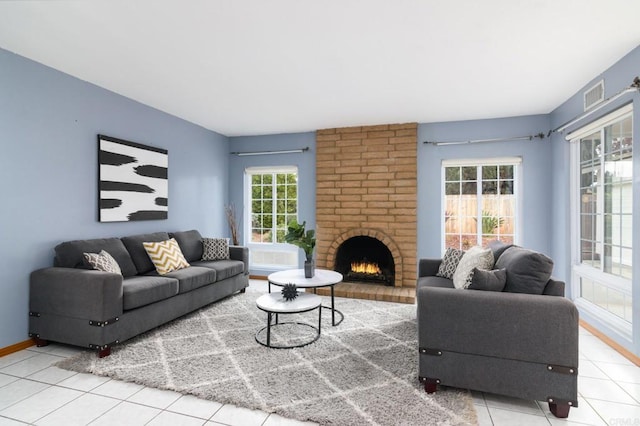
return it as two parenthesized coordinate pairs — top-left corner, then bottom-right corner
(315, 123), (417, 288)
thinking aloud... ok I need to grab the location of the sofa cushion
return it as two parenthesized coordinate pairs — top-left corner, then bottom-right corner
(146, 266), (216, 294)
(121, 232), (170, 274)
(467, 268), (507, 292)
(436, 247), (465, 279)
(487, 240), (514, 265)
(202, 238), (230, 261)
(417, 275), (455, 290)
(122, 275), (179, 310)
(495, 246), (554, 294)
(83, 250), (122, 275)
(55, 238), (138, 277)
(143, 238), (190, 275)
(192, 259), (244, 281)
(170, 230), (203, 262)
(452, 246), (494, 289)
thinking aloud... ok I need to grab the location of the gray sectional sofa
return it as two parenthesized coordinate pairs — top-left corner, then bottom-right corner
(416, 241), (579, 418)
(29, 230), (249, 357)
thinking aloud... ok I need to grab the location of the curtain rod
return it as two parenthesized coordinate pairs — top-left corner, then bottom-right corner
(552, 77), (640, 134)
(231, 147), (310, 156)
(423, 133), (546, 146)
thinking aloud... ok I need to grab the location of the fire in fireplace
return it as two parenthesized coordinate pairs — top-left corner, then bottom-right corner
(334, 236), (394, 286)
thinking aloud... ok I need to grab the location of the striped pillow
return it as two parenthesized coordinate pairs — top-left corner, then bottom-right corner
(143, 238), (190, 275)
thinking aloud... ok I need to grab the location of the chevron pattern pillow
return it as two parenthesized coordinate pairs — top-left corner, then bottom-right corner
(143, 238), (190, 275)
(202, 238), (230, 261)
(83, 250), (122, 275)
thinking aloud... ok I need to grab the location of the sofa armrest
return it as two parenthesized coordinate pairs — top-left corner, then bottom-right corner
(418, 258), (441, 277)
(229, 246), (249, 275)
(543, 277), (565, 296)
(417, 286), (579, 367)
(30, 268), (123, 321)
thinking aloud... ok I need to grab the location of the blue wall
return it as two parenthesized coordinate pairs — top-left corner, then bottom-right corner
(418, 114), (553, 258)
(0, 49), (230, 348)
(228, 133), (316, 276)
(550, 45), (640, 354)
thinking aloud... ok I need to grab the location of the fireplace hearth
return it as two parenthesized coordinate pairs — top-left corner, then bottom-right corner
(334, 236), (394, 286)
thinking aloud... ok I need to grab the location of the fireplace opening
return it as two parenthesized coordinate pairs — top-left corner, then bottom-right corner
(334, 236), (394, 286)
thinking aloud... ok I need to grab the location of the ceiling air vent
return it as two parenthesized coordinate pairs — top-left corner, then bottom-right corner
(584, 80), (604, 111)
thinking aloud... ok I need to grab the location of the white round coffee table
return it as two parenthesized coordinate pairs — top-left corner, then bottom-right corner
(255, 292), (322, 349)
(267, 269), (344, 326)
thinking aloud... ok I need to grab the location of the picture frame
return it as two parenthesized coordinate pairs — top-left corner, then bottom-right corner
(98, 135), (168, 222)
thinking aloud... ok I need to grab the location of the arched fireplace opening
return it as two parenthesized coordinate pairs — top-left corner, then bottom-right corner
(334, 236), (395, 286)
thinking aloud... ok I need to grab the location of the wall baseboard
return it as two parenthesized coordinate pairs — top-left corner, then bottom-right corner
(580, 320), (640, 367)
(0, 338), (35, 357)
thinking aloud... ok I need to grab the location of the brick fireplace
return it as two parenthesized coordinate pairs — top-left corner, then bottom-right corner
(314, 123), (417, 303)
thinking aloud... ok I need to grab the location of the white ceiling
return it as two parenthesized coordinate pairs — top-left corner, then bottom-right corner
(1, 0), (640, 136)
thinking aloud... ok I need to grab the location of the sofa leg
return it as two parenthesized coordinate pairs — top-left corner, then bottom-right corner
(33, 337), (49, 347)
(240, 288), (246, 293)
(549, 402), (570, 418)
(423, 378), (438, 394)
(424, 382), (437, 393)
(97, 347), (111, 358)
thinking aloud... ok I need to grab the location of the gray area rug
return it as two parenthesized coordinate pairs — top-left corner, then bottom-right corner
(56, 292), (477, 425)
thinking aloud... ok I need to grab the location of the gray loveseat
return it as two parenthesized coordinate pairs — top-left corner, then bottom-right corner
(417, 241), (579, 418)
(29, 230), (249, 357)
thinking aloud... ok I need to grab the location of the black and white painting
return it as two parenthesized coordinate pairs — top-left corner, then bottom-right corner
(98, 135), (168, 222)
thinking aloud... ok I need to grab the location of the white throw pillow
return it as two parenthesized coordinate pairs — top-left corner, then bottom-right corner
(452, 246), (494, 289)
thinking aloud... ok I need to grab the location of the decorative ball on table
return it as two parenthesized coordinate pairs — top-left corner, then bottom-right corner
(281, 283), (298, 301)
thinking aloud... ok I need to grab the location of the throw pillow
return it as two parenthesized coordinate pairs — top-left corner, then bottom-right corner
(452, 246), (494, 289)
(487, 239), (514, 264)
(202, 238), (230, 261)
(83, 250), (122, 275)
(495, 246), (554, 294)
(436, 247), (465, 279)
(467, 268), (507, 292)
(143, 238), (190, 275)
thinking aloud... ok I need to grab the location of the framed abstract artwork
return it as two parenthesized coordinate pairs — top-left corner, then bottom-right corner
(98, 135), (168, 222)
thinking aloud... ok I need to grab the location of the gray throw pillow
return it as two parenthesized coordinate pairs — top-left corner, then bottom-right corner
(467, 268), (506, 292)
(436, 247), (465, 279)
(487, 240), (514, 264)
(495, 246), (554, 294)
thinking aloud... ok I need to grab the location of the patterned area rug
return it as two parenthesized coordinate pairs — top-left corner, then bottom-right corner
(56, 292), (477, 425)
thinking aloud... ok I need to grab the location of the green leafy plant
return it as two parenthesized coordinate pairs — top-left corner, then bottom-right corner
(474, 211), (505, 235)
(284, 219), (316, 261)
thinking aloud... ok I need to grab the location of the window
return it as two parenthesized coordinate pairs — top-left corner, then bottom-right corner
(245, 166), (299, 269)
(442, 158), (520, 250)
(570, 105), (633, 327)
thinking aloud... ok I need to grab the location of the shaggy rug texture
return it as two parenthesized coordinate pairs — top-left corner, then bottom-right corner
(56, 291), (477, 425)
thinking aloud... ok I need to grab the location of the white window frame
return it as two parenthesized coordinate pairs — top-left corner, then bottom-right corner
(244, 166), (299, 270)
(441, 157), (522, 252)
(568, 103), (633, 340)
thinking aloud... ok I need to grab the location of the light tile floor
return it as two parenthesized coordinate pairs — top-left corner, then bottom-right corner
(0, 280), (639, 425)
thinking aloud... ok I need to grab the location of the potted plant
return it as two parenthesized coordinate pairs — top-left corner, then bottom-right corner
(284, 219), (316, 278)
